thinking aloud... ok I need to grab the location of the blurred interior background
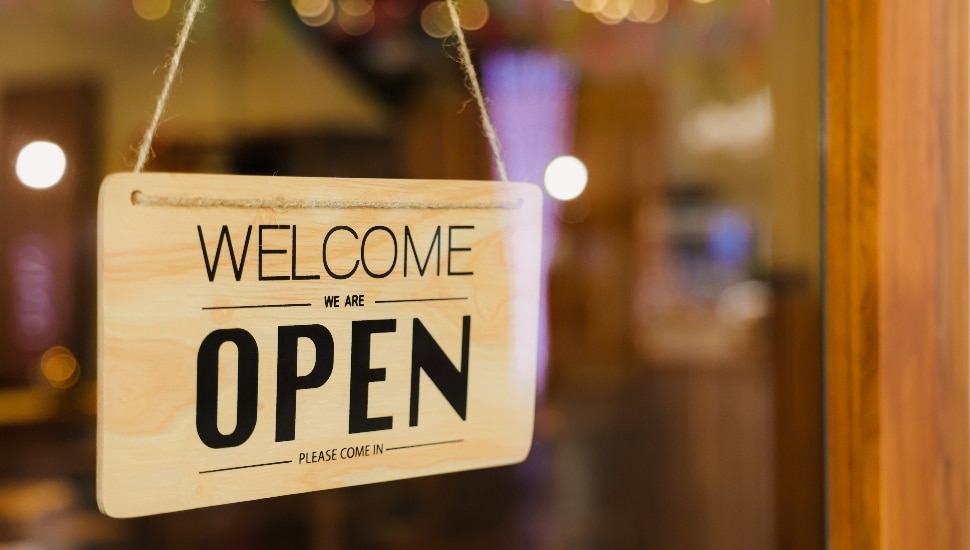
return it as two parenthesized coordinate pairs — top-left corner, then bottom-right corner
(0, 0), (821, 548)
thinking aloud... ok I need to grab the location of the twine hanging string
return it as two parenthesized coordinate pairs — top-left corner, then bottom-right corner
(444, 0), (508, 182)
(130, 190), (522, 210)
(129, 0), (509, 207)
(132, 0), (204, 173)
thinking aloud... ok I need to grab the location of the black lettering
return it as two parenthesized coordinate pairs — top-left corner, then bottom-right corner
(198, 225), (252, 281)
(275, 324), (335, 442)
(323, 226), (359, 279)
(196, 329), (259, 448)
(360, 226), (398, 278)
(259, 225), (290, 281)
(291, 225), (320, 281)
(349, 319), (396, 433)
(447, 226), (474, 276)
(410, 316), (470, 426)
(404, 226), (441, 277)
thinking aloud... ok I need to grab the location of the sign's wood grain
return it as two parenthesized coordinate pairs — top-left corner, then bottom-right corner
(97, 173), (543, 518)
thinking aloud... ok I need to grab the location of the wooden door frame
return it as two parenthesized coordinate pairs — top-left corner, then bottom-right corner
(826, 0), (969, 548)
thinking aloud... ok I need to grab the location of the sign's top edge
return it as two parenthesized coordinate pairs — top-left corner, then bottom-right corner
(104, 172), (538, 188)
(100, 172), (544, 212)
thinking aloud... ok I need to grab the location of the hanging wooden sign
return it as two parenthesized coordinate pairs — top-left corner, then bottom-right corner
(97, 172), (543, 518)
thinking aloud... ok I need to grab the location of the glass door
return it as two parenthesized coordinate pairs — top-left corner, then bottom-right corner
(0, 0), (833, 547)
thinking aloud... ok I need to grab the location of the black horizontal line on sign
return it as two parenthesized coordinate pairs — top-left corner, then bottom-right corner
(202, 303), (312, 311)
(199, 460), (292, 474)
(374, 297), (468, 304)
(385, 439), (464, 451)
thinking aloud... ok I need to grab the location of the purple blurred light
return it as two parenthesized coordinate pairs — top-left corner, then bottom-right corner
(483, 49), (577, 398)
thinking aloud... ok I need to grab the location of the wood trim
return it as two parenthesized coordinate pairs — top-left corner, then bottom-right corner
(826, 0), (969, 548)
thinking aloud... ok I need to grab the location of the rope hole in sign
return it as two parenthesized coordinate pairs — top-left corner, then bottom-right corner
(130, 0), (509, 200)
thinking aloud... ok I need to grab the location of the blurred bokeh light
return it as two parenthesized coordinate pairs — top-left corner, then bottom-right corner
(544, 155), (588, 201)
(15, 141), (66, 190)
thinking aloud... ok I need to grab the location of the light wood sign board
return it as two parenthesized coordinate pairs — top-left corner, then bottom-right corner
(97, 173), (543, 517)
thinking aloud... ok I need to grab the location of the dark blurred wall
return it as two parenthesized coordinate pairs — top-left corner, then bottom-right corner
(0, 82), (99, 387)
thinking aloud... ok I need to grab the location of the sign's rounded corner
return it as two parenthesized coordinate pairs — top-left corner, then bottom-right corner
(96, 491), (127, 520)
(510, 422), (537, 466)
(97, 173), (133, 211)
